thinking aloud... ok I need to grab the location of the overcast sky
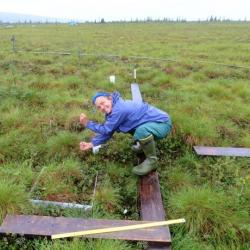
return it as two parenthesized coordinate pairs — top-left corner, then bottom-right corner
(1, 0), (250, 21)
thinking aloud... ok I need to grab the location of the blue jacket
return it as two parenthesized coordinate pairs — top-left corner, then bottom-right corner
(86, 92), (170, 146)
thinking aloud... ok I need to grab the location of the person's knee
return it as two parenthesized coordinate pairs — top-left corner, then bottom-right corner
(155, 122), (172, 140)
(134, 126), (151, 141)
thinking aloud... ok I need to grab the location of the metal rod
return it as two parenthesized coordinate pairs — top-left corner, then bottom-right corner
(30, 199), (92, 210)
(91, 172), (99, 217)
(29, 167), (47, 194)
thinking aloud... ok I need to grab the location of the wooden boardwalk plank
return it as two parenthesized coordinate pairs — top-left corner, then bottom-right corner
(0, 215), (170, 242)
(131, 83), (143, 103)
(140, 172), (171, 249)
(194, 146), (250, 157)
(131, 82), (172, 249)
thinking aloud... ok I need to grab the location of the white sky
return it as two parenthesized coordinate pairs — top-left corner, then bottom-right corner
(1, 0), (250, 21)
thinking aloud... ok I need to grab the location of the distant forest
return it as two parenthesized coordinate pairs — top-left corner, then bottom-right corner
(0, 15), (249, 25)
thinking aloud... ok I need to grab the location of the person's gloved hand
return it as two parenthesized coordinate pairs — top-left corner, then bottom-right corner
(79, 113), (89, 126)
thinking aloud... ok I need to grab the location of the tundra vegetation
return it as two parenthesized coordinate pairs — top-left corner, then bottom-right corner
(0, 22), (249, 249)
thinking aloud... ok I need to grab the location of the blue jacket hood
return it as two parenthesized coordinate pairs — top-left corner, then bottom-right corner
(111, 91), (121, 107)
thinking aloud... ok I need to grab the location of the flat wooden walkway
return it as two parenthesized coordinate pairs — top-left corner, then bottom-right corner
(0, 215), (170, 242)
(131, 83), (171, 249)
(140, 172), (171, 249)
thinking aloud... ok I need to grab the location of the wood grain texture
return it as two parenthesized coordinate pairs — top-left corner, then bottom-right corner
(140, 171), (171, 249)
(0, 215), (170, 242)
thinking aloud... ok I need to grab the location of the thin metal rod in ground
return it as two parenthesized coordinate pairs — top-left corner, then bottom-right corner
(29, 167), (47, 195)
(30, 199), (92, 210)
(91, 171), (99, 217)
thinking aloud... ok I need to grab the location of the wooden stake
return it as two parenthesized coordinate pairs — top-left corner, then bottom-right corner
(51, 218), (185, 239)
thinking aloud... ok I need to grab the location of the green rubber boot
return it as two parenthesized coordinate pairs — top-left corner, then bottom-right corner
(132, 135), (157, 176)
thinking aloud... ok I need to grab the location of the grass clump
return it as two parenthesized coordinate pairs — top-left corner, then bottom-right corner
(0, 161), (34, 188)
(0, 179), (30, 222)
(45, 131), (80, 160)
(95, 178), (122, 214)
(172, 232), (212, 250)
(169, 186), (248, 246)
(164, 167), (195, 192)
(32, 159), (86, 203)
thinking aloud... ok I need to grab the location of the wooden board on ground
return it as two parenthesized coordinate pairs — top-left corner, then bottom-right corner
(194, 146), (250, 157)
(131, 83), (143, 103)
(140, 171), (171, 249)
(131, 82), (172, 249)
(0, 215), (170, 242)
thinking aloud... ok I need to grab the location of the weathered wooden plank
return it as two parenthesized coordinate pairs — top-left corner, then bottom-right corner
(131, 83), (143, 103)
(140, 171), (171, 249)
(194, 146), (250, 157)
(131, 82), (171, 249)
(0, 215), (170, 242)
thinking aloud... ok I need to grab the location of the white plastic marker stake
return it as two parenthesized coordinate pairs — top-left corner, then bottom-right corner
(109, 75), (116, 84)
(51, 218), (185, 239)
(133, 69), (137, 80)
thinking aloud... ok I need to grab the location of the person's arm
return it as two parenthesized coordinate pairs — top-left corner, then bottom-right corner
(86, 109), (127, 135)
(79, 133), (113, 152)
(91, 133), (113, 146)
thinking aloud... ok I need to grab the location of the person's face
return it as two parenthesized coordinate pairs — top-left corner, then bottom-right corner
(95, 96), (112, 114)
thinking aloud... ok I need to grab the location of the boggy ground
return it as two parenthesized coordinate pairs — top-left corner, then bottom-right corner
(0, 22), (249, 249)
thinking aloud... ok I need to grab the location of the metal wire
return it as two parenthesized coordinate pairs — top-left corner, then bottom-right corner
(1, 48), (250, 70)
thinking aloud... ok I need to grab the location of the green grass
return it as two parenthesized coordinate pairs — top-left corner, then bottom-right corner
(0, 22), (249, 249)
(0, 179), (30, 222)
(168, 186), (248, 245)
